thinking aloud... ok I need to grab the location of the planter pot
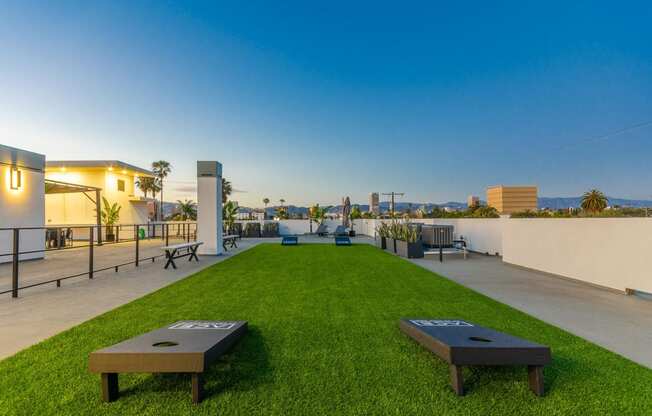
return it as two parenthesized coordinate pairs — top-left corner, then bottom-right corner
(385, 238), (397, 253)
(105, 234), (115, 242)
(396, 240), (424, 258)
(349, 230), (356, 237)
(376, 236), (386, 249)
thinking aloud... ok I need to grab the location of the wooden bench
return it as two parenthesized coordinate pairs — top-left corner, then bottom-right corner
(162, 241), (203, 269)
(223, 234), (238, 251)
(89, 320), (248, 404)
(400, 319), (551, 396)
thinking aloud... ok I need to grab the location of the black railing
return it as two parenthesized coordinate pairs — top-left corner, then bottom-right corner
(0, 222), (197, 298)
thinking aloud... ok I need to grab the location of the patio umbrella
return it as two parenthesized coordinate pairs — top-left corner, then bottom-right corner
(342, 196), (351, 228)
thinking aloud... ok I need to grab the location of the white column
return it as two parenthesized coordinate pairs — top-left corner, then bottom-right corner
(196, 161), (223, 255)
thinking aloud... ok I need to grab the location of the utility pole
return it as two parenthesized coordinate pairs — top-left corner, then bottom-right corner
(382, 192), (405, 217)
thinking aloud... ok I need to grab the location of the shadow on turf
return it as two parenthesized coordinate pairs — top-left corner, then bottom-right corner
(117, 326), (273, 402)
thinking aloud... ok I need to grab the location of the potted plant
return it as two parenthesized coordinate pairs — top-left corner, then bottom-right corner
(101, 197), (121, 242)
(395, 223), (424, 258)
(375, 222), (389, 249)
(223, 201), (238, 234)
(388, 220), (401, 253)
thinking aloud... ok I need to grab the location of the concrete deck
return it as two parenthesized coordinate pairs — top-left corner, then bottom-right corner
(411, 253), (652, 368)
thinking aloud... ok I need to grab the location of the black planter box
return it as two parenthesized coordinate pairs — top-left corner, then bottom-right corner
(376, 236), (386, 249)
(396, 240), (424, 258)
(349, 230), (356, 237)
(262, 223), (279, 238)
(385, 238), (397, 254)
(243, 223), (261, 238)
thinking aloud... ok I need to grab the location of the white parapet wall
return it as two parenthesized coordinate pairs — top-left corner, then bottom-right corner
(502, 218), (652, 294)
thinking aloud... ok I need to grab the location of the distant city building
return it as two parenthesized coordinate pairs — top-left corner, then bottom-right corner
(369, 192), (379, 214)
(486, 185), (538, 215)
(467, 195), (479, 208)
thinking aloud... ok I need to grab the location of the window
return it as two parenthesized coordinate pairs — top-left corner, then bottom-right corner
(117, 179), (125, 192)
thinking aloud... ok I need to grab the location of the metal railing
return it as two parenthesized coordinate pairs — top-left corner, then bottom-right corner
(0, 222), (197, 298)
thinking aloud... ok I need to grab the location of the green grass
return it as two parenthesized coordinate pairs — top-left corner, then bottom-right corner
(1, 244), (651, 415)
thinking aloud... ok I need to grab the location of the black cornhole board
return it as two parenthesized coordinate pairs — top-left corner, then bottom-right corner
(399, 319), (551, 396)
(89, 320), (248, 404)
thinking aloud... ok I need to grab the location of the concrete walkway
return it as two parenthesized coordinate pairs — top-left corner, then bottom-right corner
(410, 253), (652, 368)
(0, 238), (263, 359)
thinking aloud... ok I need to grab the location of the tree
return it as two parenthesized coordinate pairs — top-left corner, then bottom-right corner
(276, 206), (289, 220)
(279, 198), (285, 207)
(151, 161), (171, 220)
(135, 176), (155, 198)
(176, 199), (197, 221)
(350, 205), (362, 220)
(222, 200), (238, 233)
(581, 189), (608, 213)
(262, 197), (270, 208)
(309, 204), (329, 224)
(222, 178), (232, 204)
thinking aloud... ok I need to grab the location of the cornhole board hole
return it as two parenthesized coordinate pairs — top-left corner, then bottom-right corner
(89, 320), (248, 404)
(399, 319), (551, 396)
(281, 235), (298, 245)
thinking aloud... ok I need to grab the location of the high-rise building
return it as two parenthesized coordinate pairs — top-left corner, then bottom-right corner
(369, 192), (379, 214)
(486, 185), (537, 214)
(467, 195), (479, 208)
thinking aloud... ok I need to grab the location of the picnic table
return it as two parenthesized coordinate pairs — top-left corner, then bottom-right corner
(89, 320), (248, 403)
(400, 319), (551, 396)
(162, 241), (203, 269)
(223, 234), (238, 251)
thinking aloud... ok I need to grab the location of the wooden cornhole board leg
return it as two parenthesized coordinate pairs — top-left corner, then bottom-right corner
(191, 373), (204, 404)
(101, 373), (119, 402)
(449, 364), (464, 396)
(528, 365), (545, 396)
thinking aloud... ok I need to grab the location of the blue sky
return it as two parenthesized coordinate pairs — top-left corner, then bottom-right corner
(1, 1), (651, 206)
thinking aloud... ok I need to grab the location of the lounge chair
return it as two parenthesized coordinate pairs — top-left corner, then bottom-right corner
(281, 235), (298, 245)
(333, 225), (349, 237)
(315, 223), (328, 236)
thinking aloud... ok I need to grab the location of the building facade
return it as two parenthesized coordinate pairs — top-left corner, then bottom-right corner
(369, 192), (379, 214)
(486, 185), (538, 215)
(44, 161), (154, 226)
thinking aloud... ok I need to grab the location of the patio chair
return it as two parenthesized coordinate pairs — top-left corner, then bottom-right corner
(315, 223), (328, 236)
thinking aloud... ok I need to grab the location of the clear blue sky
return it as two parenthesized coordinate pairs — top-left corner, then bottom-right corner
(1, 1), (651, 206)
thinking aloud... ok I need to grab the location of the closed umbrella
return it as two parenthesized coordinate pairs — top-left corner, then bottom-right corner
(342, 196), (351, 228)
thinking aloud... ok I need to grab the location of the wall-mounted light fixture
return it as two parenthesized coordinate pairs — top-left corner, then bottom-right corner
(108, 166), (114, 172)
(10, 166), (22, 190)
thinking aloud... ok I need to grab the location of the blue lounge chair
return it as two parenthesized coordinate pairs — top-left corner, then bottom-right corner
(333, 225), (348, 236)
(281, 235), (299, 245)
(335, 236), (352, 246)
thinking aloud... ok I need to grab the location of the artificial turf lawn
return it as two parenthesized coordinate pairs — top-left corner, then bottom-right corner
(1, 244), (651, 415)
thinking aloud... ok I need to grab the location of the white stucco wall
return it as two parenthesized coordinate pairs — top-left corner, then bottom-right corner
(502, 218), (652, 293)
(0, 164), (45, 263)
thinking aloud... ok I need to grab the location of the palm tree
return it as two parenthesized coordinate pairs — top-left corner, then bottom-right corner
(151, 161), (171, 220)
(263, 197), (270, 208)
(581, 189), (608, 213)
(176, 199), (197, 221)
(222, 178), (232, 203)
(279, 198), (285, 207)
(135, 176), (157, 198)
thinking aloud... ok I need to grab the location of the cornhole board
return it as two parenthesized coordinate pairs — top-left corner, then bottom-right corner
(281, 235), (298, 245)
(89, 320), (248, 404)
(334, 236), (352, 246)
(399, 319), (551, 396)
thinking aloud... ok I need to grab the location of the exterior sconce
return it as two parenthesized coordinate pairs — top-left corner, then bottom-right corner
(10, 166), (22, 190)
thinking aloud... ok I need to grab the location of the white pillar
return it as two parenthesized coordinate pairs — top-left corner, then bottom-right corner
(196, 161), (223, 255)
